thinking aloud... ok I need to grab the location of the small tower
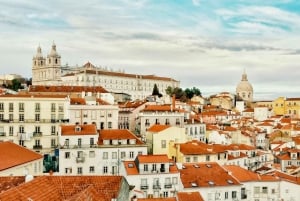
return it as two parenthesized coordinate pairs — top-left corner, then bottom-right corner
(46, 42), (61, 81)
(32, 45), (46, 84)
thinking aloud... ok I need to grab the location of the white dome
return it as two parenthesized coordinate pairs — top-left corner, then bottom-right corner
(236, 72), (253, 93)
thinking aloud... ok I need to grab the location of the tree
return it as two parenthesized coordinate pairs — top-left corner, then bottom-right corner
(152, 83), (162, 97)
(184, 87), (202, 99)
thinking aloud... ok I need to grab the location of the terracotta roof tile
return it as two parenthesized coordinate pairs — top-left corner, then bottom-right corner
(61, 124), (97, 136)
(0, 142), (43, 171)
(180, 162), (240, 188)
(147, 125), (171, 132)
(29, 85), (108, 93)
(0, 176), (124, 201)
(137, 154), (170, 163)
(177, 192), (204, 201)
(98, 129), (144, 145)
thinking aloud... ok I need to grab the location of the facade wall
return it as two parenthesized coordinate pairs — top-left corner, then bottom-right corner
(0, 159), (43, 176)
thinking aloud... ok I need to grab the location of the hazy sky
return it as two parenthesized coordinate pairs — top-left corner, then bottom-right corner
(1, 0), (300, 100)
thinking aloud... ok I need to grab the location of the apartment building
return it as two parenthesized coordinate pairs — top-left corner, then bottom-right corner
(59, 127), (147, 176)
(0, 94), (68, 154)
(121, 154), (182, 199)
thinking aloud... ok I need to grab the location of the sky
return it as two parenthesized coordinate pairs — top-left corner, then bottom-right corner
(1, 0), (300, 100)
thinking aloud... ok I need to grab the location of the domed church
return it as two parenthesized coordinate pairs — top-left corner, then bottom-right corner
(236, 70), (253, 103)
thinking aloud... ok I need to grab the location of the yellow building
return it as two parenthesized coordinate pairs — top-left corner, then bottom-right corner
(146, 125), (186, 157)
(272, 97), (285, 116)
(284, 98), (300, 118)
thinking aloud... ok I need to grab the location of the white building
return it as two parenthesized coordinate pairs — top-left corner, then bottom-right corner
(120, 154), (182, 199)
(0, 93), (69, 154)
(58, 127), (148, 175)
(32, 43), (180, 101)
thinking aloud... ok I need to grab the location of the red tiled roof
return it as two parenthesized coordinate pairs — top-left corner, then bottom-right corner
(137, 154), (170, 163)
(98, 129), (144, 145)
(142, 104), (179, 112)
(147, 125), (171, 132)
(61, 124), (97, 136)
(180, 162), (240, 188)
(29, 85), (108, 93)
(177, 192), (204, 201)
(0, 142), (43, 171)
(0, 176), (123, 201)
(70, 98), (86, 105)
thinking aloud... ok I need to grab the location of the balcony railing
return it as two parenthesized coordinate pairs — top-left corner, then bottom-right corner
(33, 145), (43, 149)
(0, 132), (6, 136)
(76, 157), (85, 163)
(164, 184), (172, 188)
(140, 185), (148, 190)
(33, 132), (43, 137)
(153, 184), (161, 189)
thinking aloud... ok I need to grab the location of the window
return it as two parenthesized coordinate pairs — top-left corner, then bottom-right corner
(51, 103), (55, 112)
(65, 152), (70, 159)
(51, 126), (56, 135)
(89, 166), (95, 173)
(35, 114), (40, 121)
(144, 164), (148, 171)
(0, 103), (4, 111)
(108, 122), (112, 128)
(176, 118), (180, 125)
(35, 103), (40, 112)
(51, 139), (56, 148)
(9, 114), (13, 121)
(77, 167), (82, 174)
(161, 140), (166, 148)
(112, 152), (117, 159)
(254, 186), (260, 194)
(225, 192), (228, 199)
(103, 152), (108, 159)
(103, 166), (108, 174)
(206, 155), (210, 161)
(262, 187), (268, 194)
(19, 103), (24, 112)
(19, 114), (24, 122)
(9, 126), (13, 136)
(152, 164), (157, 171)
(193, 156), (198, 162)
(78, 138), (82, 147)
(172, 177), (178, 184)
(90, 138), (94, 146)
(19, 126), (24, 133)
(108, 113), (112, 117)
(9, 103), (13, 112)
(186, 157), (190, 162)
(232, 191), (237, 199)
(129, 151), (134, 158)
(121, 151), (126, 159)
(163, 192), (168, 197)
(89, 151), (95, 158)
(58, 104), (64, 112)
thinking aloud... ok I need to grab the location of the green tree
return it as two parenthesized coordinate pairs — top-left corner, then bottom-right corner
(152, 83), (162, 97)
(10, 79), (22, 91)
(184, 87), (202, 99)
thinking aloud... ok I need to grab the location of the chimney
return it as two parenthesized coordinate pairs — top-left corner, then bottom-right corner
(172, 94), (175, 111)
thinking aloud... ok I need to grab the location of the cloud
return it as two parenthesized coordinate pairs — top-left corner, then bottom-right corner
(192, 0), (201, 6)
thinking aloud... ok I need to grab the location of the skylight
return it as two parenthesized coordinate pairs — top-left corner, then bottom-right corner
(208, 181), (215, 186)
(191, 182), (198, 187)
(227, 179), (234, 184)
(128, 163), (134, 168)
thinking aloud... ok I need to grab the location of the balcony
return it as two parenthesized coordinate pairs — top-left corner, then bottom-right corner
(140, 185), (148, 190)
(0, 132), (6, 136)
(33, 132), (43, 137)
(76, 157), (85, 163)
(0, 119), (9, 123)
(153, 184), (161, 189)
(164, 183), (172, 188)
(33, 145), (43, 149)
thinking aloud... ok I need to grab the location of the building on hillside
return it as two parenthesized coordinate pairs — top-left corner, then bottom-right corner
(209, 92), (235, 110)
(118, 100), (153, 133)
(0, 175), (130, 201)
(275, 147), (300, 173)
(136, 104), (185, 140)
(58, 127), (147, 176)
(68, 96), (119, 130)
(254, 106), (270, 121)
(32, 43), (180, 101)
(0, 93), (69, 154)
(120, 154), (182, 199)
(272, 97), (285, 116)
(0, 141), (43, 176)
(184, 118), (206, 142)
(146, 125), (186, 156)
(223, 165), (281, 201)
(285, 98), (300, 118)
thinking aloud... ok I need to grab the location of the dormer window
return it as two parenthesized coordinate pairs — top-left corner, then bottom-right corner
(75, 125), (81, 132)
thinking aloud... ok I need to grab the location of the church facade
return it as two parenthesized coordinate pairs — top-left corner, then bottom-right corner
(32, 43), (180, 101)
